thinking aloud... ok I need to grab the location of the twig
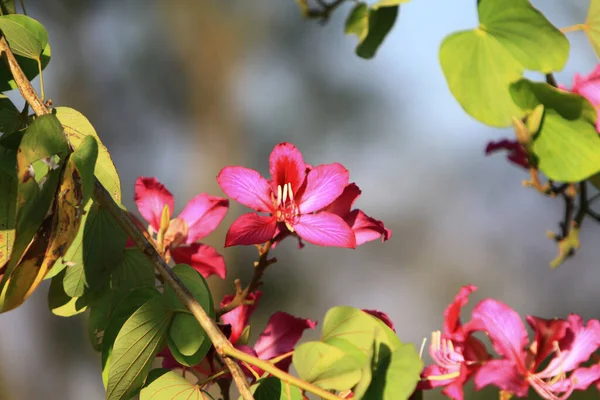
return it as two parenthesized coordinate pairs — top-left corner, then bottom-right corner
(0, 34), (255, 400)
(575, 181), (588, 227)
(305, 0), (347, 21)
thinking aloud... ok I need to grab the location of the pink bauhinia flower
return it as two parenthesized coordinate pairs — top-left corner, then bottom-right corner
(134, 177), (229, 279)
(485, 139), (530, 169)
(467, 300), (600, 399)
(561, 64), (600, 132)
(220, 291), (263, 345)
(418, 285), (491, 400)
(217, 142), (356, 248)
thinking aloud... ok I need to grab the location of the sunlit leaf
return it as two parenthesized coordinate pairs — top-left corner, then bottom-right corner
(0, 42), (50, 92)
(249, 377), (303, 400)
(55, 107), (121, 203)
(48, 268), (88, 317)
(106, 295), (171, 400)
(439, 0), (569, 127)
(586, 0), (600, 59)
(0, 15), (47, 59)
(372, 0), (410, 8)
(345, 2), (399, 59)
(141, 370), (214, 400)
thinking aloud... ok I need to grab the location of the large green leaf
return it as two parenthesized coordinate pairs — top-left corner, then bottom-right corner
(0, 95), (21, 135)
(345, 2), (399, 59)
(140, 370), (214, 400)
(106, 295), (171, 400)
(0, 15), (47, 59)
(102, 288), (161, 387)
(292, 341), (363, 390)
(439, 0), (569, 127)
(58, 201), (127, 296)
(111, 248), (156, 292)
(510, 79), (600, 181)
(586, 0), (600, 59)
(163, 264), (214, 367)
(361, 343), (423, 400)
(0, 115), (68, 302)
(250, 377), (303, 400)
(70, 135), (98, 205)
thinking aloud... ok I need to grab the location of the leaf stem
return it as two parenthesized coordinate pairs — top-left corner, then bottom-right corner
(224, 346), (342, 400)
(560, 23), (586, 34)
(37, 58), (44, 101)
(19, 0), (27, 15)
(0, 33), (256, 400)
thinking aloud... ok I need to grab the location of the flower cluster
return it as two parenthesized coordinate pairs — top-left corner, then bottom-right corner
(419, 285), (600, 400)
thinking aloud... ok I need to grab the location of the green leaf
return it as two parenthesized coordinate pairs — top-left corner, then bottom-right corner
(59, 202), (127, 296)
(321, 306), (380, 361)
(111, 248), (156, 292)
(102, 288), (161, 387)
(0, 15), (48, 59)
(345, 2), (399, 59)
(70, 135), (98, 205)
(439, 0), (569, 127)
(163, 264), (214, 367)
(0, 167), (16, 269)
(0, 95), (21, 135)
(0, 1), (16, 15)
(55, 107), (121, 203)
(0, 42), (50, 92)
(0, 115), (68, 306)
(510, 79), (600, 181)
(372, 0), (409, 8)
(140, 370), (214, 400)
(47, 268), (87, 317)
(250, 377), (303, 400)
(361, 343), (423, 400)
(356, 5), (398, 59)
(292, 341), (363, 390)
(586, 0), (600, 59)
(106, 295), (171, 400)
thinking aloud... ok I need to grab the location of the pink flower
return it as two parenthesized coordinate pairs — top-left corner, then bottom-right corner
(485, 139), (529, 169)
(419, 285), (491, 400)
(323, 183), (392, 246)
(467, 300), (600, 399)
(237, 311), (317, 377)
(562, 64), (600, 131)
(220, 291), (262, 345)
(363, 309), (396, 332)
(134, 177), (229, 279)
(217, 142), (356, 248)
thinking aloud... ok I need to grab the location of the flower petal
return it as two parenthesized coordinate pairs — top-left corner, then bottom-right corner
(345, 210), (392, 246)
(538, 315), (600, 377)
(220, 291), (262, 345)
(443, 284), (477, 341)
(225, 213), (277, 247)
(171, 243), (227, 280)
(268, 142), (307, 194)
(217, 166), (272, 212)
(466, 299), (528, 368)
(253, 311), (317, 371)
(570, 64), (600, 106)
(298, 163), (350, 214)
(294, 212), (356, 248)
(363, 309), (396, 332)
(324, 183), (361, 216)
(178, 194), (229, 243)
(525, 315), (569, 369)
(134, 177), (174, 231)
(473, 359), (528, 397)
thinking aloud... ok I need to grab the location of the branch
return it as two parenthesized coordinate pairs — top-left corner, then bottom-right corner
(0, 35), (255, 400)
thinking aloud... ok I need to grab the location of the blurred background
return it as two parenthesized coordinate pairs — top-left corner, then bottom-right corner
(0, 0), (599, 398)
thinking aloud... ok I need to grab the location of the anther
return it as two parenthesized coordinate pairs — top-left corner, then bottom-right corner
(288, 182), (294, 202)
(277, 185), (282, 207)
(283, 182), (288, 203)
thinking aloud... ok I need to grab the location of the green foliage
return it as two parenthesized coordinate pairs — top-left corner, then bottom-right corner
(586, 0), (600, 59)
(250, 377), (303, 400)
(292, 306), (422, 396)
(163, 264), (214, 367)
(55, 107), (122, 203)
(0, 0), (16, 15)
(0, 95), (21, 134)
(48, 268), (88, 317)
(439, 0), (569, 127)
(106, 294), (171, 400)
(345, 1), (400, 59)
(140, 370), (215, 400)
(0, 155), (16, 268)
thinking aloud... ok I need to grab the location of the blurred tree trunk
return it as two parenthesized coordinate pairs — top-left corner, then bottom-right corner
(160, 0), (247, 296)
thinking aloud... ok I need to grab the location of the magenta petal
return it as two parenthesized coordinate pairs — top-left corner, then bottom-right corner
(171, 243), (227, 280)
(134, 177), (174, 231)
(324, 183), (361, 216)
(363, 309), (396, 332)
(220, 291), (262, 345)
(268, 142), (306, 194)
(217, 166), (273, 212)
(298, 163), (350, 214)
(294, 212), (356, 248)
(525, 315), (569, 369)
(443, 284), (477, 341)
(467, 299), (528, 367)
(473, 359), (528, 397)
(254, 312), (317, 371)
(346, 210), (392, 246)
(538, 315), (600, 378)
(178, 193), (229, 243)
(571, 64), (600, 106)
(225, 213), (277, 247)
